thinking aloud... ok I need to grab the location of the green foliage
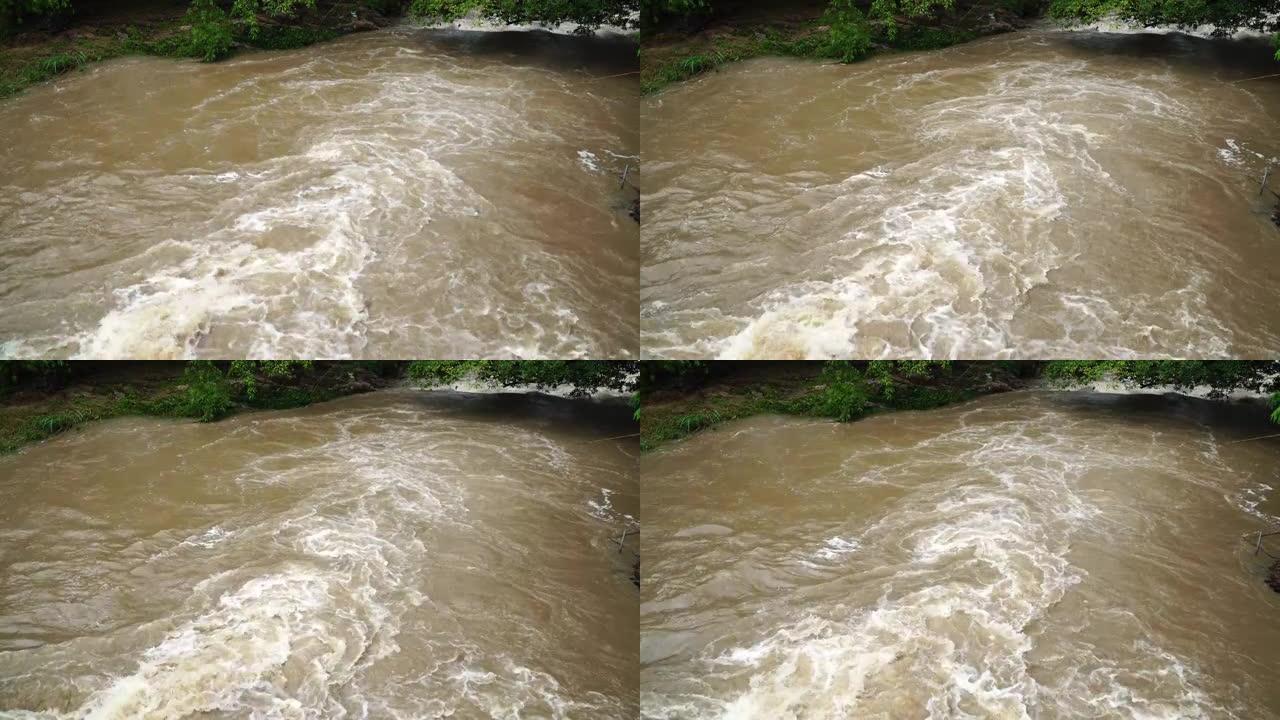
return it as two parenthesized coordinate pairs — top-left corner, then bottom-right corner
(411, 0), (478, 20)
(642, 0), (967, 93)
(1048, 361), (1280, 424)
(180, 362), (235, 422)
(227, 360), (312, 400)
(31, 408), (87, 434)
(410, 0), (637, 28)
(642, 405), (735, 450)
(407, 361), (637, 395)
(246, 23), (336, 49)
(184, 0), (235, 62)
(640, 360), (984, 449)
(893, 25), (974, 50)
(809, 361), (870, 421)
(177, 361), (314, 422)
(1050, 0), (1280, 36)
(0, 49), (96, 96)
(230, 0), (317, 38)
(811, 361), (952, 419)
(864, 360), (947, 399)
(640, 28), (831, 93)
(1274, 31), (1279, 60)
(823, 0), (872, 62)
(0, 408), (95, 454)
(1043, 361), (1280, 397)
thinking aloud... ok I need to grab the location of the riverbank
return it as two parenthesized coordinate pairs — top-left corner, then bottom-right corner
(0, 361), (394, 454)
(1, 361), (638, 454)
(0, 0), (402, 99)
(640, 0), (1041, 93)
(639, 361), (1029, 451)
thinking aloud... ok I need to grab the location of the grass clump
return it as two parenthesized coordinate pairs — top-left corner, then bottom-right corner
(0, 48), (91, 96)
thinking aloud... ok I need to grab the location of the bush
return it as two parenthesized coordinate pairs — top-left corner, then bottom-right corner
(180, 363), (234, 422)
(811, 362), (870, 421)
(184, 0), (235, 62)
(823, 0), (872, 62)
(230, 0), (317, 38)
(410, 0), (477, 20)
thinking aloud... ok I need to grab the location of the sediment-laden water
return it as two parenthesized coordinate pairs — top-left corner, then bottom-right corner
(0, 28), (638, 359)
(642, 30), (1280, 358)
(0, 389), (638, 718)
(642, 390), (1280, 718)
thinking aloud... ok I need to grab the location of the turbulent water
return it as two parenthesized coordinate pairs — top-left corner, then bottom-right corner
(641, 30), (1280, 359)
(0, 28), (638, 359)
(0, 390), (638, 718)
(641, 390), (1280, 718)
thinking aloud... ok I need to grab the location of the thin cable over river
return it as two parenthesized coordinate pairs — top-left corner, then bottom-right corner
(0, 27), (638, 359)
(642, 390), (1280, 718)
(642, 30), (1280, 358)
(0, 389), (639, 719)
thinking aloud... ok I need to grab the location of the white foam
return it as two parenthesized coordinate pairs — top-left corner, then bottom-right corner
(78, 570), (360, 719)
(811, 536), (861, 561)
(588, 487), (617, 521)
(649, 47), (1255, 359)
(578, 149), (605, 173)
(647, 416), (1223, 719)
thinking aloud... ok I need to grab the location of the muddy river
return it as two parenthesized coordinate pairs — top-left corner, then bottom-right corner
(642, 390), (1280, 718)
(0, 389), (638, 718)
(642, 30), (1280, 358)
(0, 28), (638, 359)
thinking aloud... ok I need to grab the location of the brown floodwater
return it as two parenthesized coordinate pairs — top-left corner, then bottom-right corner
(0, 27), (639, 359)
(0, 389), (639, 718)
(642, 390), (1280, 718)
(642, 30), (1280, 358)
